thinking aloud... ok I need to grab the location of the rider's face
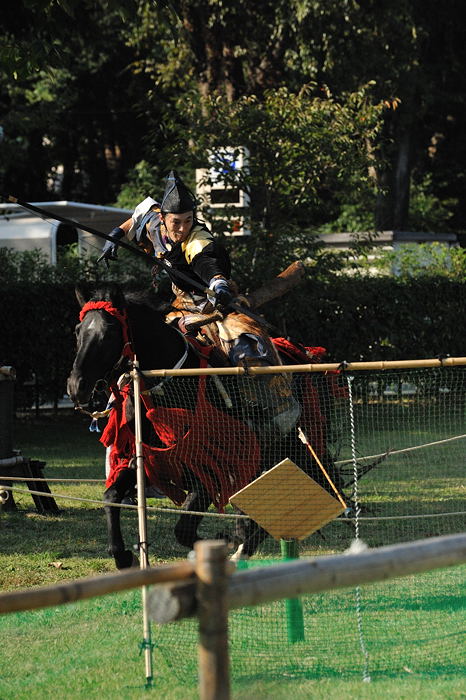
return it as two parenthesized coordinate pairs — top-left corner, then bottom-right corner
(162, 211), (194, 243)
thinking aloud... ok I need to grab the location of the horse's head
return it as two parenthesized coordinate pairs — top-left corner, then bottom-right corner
(67, 283), (130, 407)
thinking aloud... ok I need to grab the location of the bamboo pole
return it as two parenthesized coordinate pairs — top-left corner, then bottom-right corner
(132, 361), (154, 688)
(141, 356), (466, 378)
(195, 540), (231, 700)
(0, 562), (195, 615)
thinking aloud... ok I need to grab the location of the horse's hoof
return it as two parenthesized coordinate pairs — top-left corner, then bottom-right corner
(230, 544), (250, 562)
(115, 549), (138, 569)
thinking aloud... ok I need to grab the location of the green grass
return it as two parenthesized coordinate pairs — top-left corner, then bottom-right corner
(1, 576), (465, 699)
(1, 409), (465, 698)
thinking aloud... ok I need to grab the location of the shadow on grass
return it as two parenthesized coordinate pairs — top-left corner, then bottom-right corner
(1, 507), (109, 558)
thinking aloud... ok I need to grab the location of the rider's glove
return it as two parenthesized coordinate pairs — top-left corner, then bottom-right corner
(97, 227), (125, 264)
(209, 277), (234, 308)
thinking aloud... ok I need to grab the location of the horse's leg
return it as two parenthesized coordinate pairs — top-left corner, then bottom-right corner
(174, 474), (212, 550)
(231, 511), (269, 560)
(103, 468), (138, 569)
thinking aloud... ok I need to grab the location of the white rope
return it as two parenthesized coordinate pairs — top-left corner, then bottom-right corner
(347, 375), (371, 683)
(0, 476), (104, 483)
(341, 511), (466, 521)
(2, 484), (464, 521)
(335, 433), (466, 466)
(0, 485), (249, 518)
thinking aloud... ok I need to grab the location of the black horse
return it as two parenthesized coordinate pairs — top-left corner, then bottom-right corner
(67, 283), (345, 568)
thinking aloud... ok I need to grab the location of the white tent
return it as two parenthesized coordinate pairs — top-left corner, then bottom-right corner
(0, 201), (132, 264)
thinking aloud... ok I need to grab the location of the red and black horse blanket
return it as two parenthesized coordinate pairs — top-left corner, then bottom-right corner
(101, 338), (345, 510)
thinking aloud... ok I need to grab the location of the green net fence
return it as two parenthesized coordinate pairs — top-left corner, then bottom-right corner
(139, 363), (465, 684)
(2, 363), (464, 694)
(139, 364), (465, 554)
(154, 566), (465, 685)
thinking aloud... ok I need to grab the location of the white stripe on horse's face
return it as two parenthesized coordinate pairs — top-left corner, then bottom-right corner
(86, 317), (98, 331)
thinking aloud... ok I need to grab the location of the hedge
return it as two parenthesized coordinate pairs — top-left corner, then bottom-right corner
(1, 277), (464, 408)
(270, 276), (466, 362)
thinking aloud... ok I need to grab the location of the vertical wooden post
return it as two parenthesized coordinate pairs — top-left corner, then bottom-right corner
(132, 361), (154, 688)
(195, 540), (231, 700)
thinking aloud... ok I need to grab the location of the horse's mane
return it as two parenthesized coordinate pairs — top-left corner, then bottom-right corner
(122, 286), (170, 315)
(79, 281), (171, 320)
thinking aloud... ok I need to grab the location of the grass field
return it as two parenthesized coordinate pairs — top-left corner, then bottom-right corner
(1, 407), (465, 699)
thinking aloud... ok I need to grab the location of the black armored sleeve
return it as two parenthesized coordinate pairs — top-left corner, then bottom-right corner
(190, 240), (232, 284)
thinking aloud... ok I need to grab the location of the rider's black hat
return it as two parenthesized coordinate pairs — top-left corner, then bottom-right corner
(161, 170), (197, 214)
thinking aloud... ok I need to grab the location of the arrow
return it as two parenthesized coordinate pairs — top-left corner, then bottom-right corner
(5, 195), (279, 332)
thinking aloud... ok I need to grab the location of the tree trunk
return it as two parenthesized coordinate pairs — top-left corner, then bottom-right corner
(393, 129), (412, 229)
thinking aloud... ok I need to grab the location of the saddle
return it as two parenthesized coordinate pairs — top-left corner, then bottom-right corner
(166, 292), (281, 368)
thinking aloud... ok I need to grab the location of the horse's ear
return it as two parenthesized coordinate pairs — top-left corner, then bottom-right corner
(75, 282), (90, 308)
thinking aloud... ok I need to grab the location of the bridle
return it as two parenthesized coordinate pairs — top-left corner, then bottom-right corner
(79, 301), (134, 362)
(75, 299), (190, 414)
(74, 301), (135, 417)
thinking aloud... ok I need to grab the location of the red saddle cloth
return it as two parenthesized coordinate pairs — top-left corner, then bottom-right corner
(101, 344), (260, 510)
(101, 337), (346, 508)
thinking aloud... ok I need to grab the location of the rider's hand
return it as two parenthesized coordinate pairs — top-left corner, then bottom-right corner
(209, 277), (234, 308)
(97, 227), (125, 264)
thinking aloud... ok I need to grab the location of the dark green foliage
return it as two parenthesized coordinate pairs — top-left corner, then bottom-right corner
(0, 246), (154, 407)
(184, 84), (384, 233)
(270, 276), (466, 362)
(1, 255), (464, 406)
(2, 1), (466, 232)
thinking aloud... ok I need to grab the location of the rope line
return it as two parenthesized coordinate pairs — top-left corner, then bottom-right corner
(0, 485), (249, 518)
(345, 511), (466, 521)
(347, 374), (371, 683)
(0, 476), (104, 483)
(2, 485), (465, 521)
(335, 433), (466, 466)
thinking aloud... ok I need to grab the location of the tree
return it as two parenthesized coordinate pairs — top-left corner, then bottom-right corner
(289, 0), (466, 232)
(177, 83), (385, 289)
(2, 0), (466, 235)
(1, 1), (156, 203)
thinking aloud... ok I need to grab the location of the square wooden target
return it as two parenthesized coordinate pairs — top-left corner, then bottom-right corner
(229, 458), (345, 540)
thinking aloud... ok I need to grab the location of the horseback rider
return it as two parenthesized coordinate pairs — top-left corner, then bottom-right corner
(98, 170), (278, 367)
(99, 170), (234, 309)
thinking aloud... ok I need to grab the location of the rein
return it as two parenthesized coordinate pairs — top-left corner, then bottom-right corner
(76, 301), (135, 422)
(76, 299), (190, 422)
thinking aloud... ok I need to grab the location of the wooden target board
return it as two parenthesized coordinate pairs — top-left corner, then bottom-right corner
(229, 458), (346, 540)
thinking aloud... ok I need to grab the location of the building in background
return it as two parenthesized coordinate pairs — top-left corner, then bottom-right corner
(196, 146), (250, 235)
(317, 230), (459, 275)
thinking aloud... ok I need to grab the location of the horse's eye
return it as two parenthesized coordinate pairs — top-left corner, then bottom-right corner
(75, 322), (82, 337)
